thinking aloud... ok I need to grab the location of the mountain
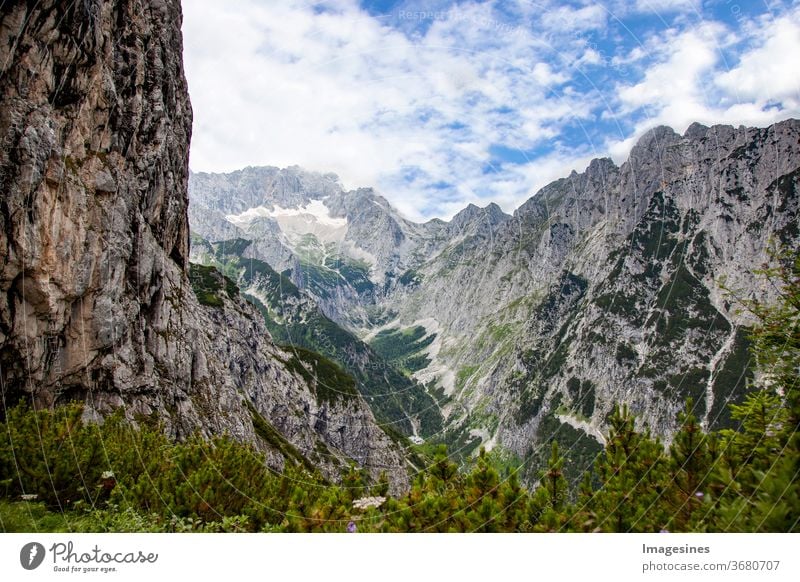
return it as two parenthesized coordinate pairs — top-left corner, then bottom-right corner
(189, 235), (443, 442)
(189, 167), (434, 327)
(0, 0), (408, 492)
(189, 121), (800, 481)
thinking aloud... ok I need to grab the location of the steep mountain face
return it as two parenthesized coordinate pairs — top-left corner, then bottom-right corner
(190, 236), (443, 441)
(418, 122), (799, 473)
(0, 0), (408, 491)
(189, 120), (799, 481)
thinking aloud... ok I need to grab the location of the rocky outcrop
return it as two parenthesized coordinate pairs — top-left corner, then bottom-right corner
(412, 120), (800, 472)
(0, 0), (409, 492)
(1, 0), (192, 408)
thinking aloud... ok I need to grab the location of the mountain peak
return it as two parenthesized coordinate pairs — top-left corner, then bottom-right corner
(449, 201), (510, 230)
(586, 156), (618, 174)
(630, 125), (682, 158)
(684, 121), (710, 139)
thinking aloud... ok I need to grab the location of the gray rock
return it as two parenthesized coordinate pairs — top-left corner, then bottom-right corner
(0, 0), (408, 493)
(189, 119), (799, 484)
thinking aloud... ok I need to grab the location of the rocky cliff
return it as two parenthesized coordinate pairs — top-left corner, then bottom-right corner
(0, 0), (409, 491)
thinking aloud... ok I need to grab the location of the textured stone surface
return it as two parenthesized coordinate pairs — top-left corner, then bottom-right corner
(0, 0), (409, 492)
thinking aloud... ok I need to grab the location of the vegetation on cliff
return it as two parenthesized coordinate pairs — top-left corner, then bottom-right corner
(2, 248), (797, 532)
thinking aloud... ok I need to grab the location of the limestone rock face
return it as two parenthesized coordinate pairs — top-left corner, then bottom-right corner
(0, 1), (408, 492)
(1, 0), (192, 405)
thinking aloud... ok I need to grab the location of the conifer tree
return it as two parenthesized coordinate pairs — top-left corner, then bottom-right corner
(664, 399), (714, 531)
(586, 405), (670, 532)
(530, 441), (570, 531)
(464, 448), (501, 531)
(712, 247), (800, 531)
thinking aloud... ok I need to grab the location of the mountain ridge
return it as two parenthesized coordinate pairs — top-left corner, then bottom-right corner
(189, 118), (800, 480)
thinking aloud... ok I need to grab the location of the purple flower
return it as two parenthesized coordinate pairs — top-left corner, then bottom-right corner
(659, 529), (670, 533)
(695, 491), (705, 499)
(346, 521), (357, 533)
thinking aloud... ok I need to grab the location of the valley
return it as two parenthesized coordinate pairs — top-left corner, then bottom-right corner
(188, 121), (800, 483)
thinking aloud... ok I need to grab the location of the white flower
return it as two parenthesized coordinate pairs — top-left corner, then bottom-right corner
(353, 496), (386, 510)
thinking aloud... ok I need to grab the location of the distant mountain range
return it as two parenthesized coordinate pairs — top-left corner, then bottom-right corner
(189, 120), (800, 481)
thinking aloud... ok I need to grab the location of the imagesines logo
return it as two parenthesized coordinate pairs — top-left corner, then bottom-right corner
(20, 542), (46, 570)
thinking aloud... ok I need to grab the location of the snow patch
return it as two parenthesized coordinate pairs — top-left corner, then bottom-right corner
(226, 199), (347, 228)
(226, 200), (348, 244)
(227, 200), (380, 274)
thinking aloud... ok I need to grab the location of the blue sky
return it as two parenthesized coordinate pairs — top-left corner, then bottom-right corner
(182, 0), (800, 220)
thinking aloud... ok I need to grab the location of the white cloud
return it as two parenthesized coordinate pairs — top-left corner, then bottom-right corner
(182, 1), (800, 220)
(540, 4), (608, 33)
(609, 9), (800, 161)
(182, 0), (596, 219)
(716, 13), (800, 110)
(633, 0), (701, 14)
(616, 23), (723, 126)
(531, 62), (569, 85)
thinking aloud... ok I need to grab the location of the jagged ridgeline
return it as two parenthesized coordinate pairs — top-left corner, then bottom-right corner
(190, 122), (799, 480)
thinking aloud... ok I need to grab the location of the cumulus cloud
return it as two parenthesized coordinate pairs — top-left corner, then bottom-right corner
(540, 4), (608, 33)
(183, 0), (596, 219)
(608, 6), (800, 161)
(182, 0), (800, 220)
(616, 23), (725, 129)
(716, 13), (800, 110)
(632, 0), (701, 14)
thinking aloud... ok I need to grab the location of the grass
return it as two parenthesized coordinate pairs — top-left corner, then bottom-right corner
(399, 269), (422, 286)
(189, 263), (239, 308)
(213, 238), (252, 257)
(650, 262), (731, 346)
(335, 260), (375, 294)
(668, 368), (709, 416)
(526, 412), (603, 487)
(245, 401), (318, 473)
(615, 343), (638, 365)
(709, 329), (754, 428)
(632, 191), (681, 261)
(489, 323), (515, 342)
(230, 252), (442, 438)
(515, 384), (546, 425)
(0, 500), (75, 532)
(296, 261), (340, 299)
(566, 377), (596, 418)
(370, 326), (435, 366)
(279, 345), (359, 406)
